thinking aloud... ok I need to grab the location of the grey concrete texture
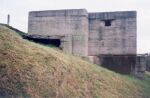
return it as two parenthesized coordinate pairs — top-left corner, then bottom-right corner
(28, 9), (136, 57)
(27, 9), (148, 76)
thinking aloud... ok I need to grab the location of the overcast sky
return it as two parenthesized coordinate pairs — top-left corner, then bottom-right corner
(0, 0), (150, 54)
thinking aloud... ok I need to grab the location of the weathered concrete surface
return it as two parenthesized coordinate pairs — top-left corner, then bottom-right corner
(28, 9), (138, 75)
(88, 11), (136, 56)
(28, 9), (136, 58)
(145, 55), (150, 71)
(91, 55), (146, 76)
(28, 9), (88, 56)
(134, 55), (146, 78)
(97, 55), (136, 74)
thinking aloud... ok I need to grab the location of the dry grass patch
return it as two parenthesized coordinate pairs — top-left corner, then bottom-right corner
(0, 25), (148, 98)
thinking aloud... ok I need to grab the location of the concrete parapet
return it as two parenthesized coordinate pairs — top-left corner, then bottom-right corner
(29, 9), (88, 17)
(88, 11), (136, 20)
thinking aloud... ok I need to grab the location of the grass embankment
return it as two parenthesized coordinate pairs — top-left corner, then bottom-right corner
(0, 24), (149, 98)
(124, 72), (150, 98)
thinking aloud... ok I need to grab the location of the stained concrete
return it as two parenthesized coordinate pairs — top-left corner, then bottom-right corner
(28, 9), (140, 74)
(88, 11), (136, 56)
(97, 55), (136, 74)
(28, 9), (88, 56)
(28, 9), (136, 57)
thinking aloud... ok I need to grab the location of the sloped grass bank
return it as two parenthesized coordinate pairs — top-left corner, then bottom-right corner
(124, 72), (150, 98)
(0, 24), (149, 98)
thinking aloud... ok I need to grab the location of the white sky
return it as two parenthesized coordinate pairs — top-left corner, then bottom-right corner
(0, 0), (150, 54)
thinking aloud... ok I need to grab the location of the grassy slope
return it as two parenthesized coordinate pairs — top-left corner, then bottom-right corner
(0, 25), (149, 98)
(125, 72), (150, 98)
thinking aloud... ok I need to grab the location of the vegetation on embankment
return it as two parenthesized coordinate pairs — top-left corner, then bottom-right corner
(124, 72), (150, 98)
(0, 24), (149, 98)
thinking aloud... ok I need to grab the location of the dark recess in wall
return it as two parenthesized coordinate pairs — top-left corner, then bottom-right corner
(99, 55), (136, 74)
(25, 37), (61, 47)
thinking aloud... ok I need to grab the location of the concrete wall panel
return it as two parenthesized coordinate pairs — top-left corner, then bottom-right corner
(88, 11), (136, 56)
(28, 10), (136, 57)
(28, 9), (89, 56)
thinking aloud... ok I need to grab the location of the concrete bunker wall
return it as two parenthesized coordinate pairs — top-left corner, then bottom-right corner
(87, 11), (137, 74)
(88, 11), (137, 56)
(98, 55), (136, 74)
(89, 55), (146, 75)
(146, 56), (150, 71)
(28, 9), (139, 75)
(28, 9), (89, 56)
(135, 55), (146, 78)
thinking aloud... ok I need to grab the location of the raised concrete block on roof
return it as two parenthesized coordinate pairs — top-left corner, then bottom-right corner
(29, 9), (88, 17)
(88, 11), (136, 19)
